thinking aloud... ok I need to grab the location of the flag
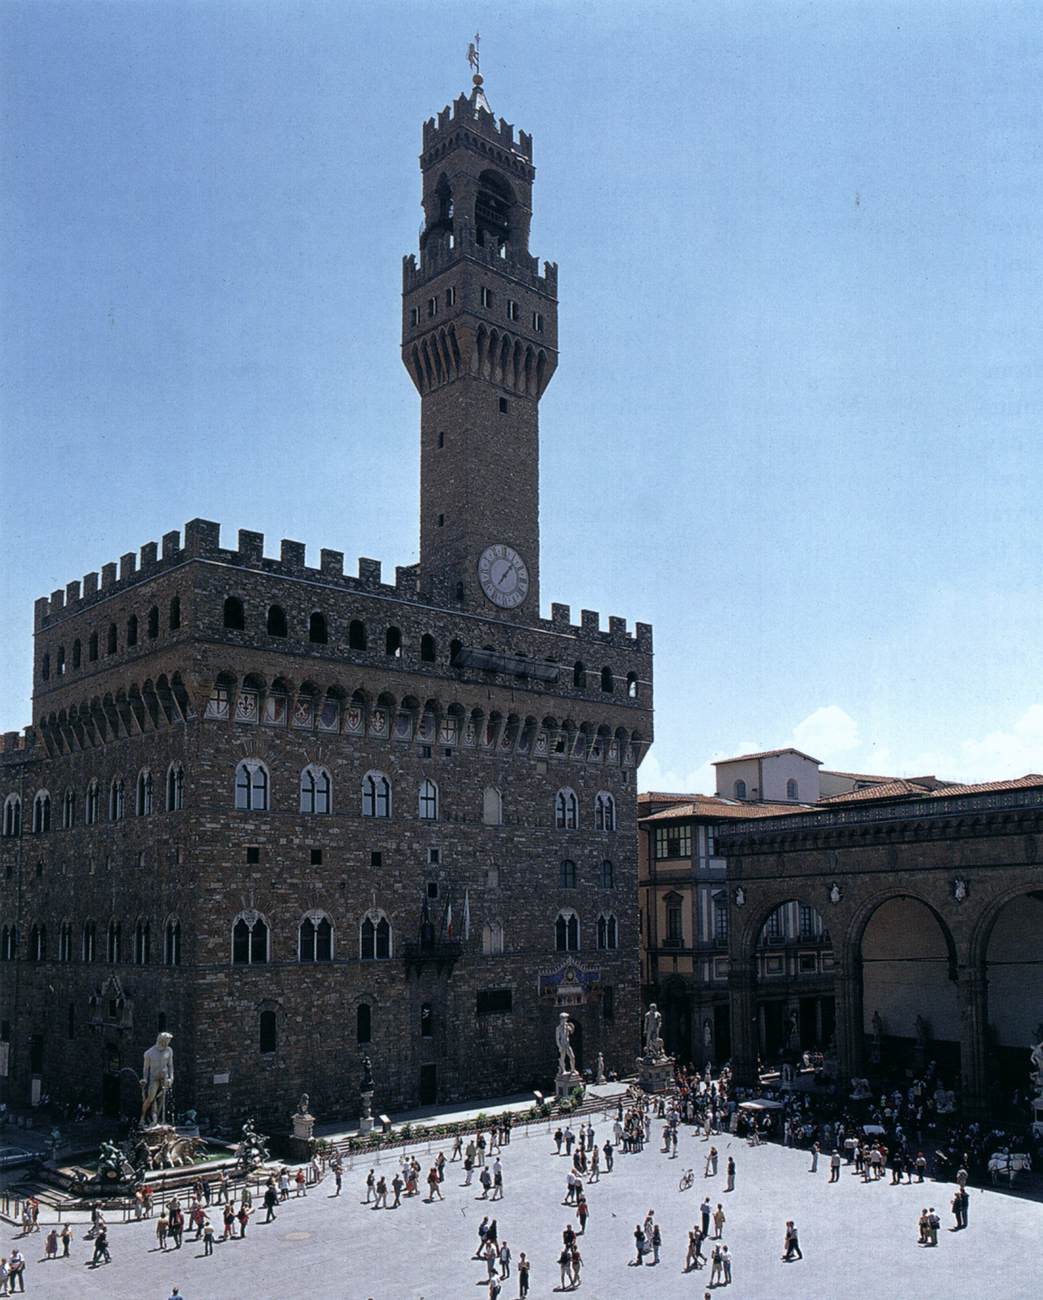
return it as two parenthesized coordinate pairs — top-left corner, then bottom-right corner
(463, 889), (471, 941)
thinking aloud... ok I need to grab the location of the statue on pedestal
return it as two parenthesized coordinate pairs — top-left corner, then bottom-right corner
(556, 1013), (577, 1076)
(643, 1004), (663, 1061)
(140, 1032), (174, 1127)
(595, 1052), (606, 1085)
(1030, 1040), (1043, 1098)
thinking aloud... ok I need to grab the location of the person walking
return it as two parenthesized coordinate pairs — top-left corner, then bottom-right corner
(44, 1229), (58, 1261)
(238, 1201), (251, 1237)
(333, 1160), (343, 1196)
(427, 1166), (444, 1201)
(60, 1223), (72, 1257)
(576, 1194), (589, 1234)
(713, 1204), (726, 1239)
(498, 1240), (511, 1280)
(721, 1244), (732, 1285)
(725, 1156), (735, 1192)
(830, 1149), (841, 1182)
(474, 1216), (490, 1258)
(700, 1197), (711, 1239)
(651, 1223), (662, 1266)
(8, 1249), (26, 1293)
(451, 1133), (463, 1162)
(632, 1225), (646, 1265)
(365, 1169), (375, 1203)
(91, 1227), (111, 1267)
(782, 1220), (803, 1261)
(570, 1245), (583, 1288)
(295, 1168), (307, 1198)
(603, 1140), (614, 1173)
(263, 1181), (279, 1223)
(479, 1165), (493, 1198)
(491, 1157), (504, 1200)
(685, 1225), (705, 1271)
(710, 1244), (723, 1285)
(518, 1251), (530, 1297)
(156, 1212), (170, 1251)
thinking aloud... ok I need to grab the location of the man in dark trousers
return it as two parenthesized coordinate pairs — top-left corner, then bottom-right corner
(782, 1220), (803, 1261)
(263, 1181), (279, 1223)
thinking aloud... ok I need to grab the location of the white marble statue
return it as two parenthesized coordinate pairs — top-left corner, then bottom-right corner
(643, 1004), (662, 1059)
(140, 1031), (174, 1126)
(595, 1052), (606, 1085)
(556, 1012), (577, 1076)
(1029, 1040), (1043, 1096)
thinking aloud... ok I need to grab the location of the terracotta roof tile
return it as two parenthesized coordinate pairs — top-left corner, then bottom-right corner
(713, 747), (822, 765)
(821, 774), (1043, 804)
(640, 797), (814, 822)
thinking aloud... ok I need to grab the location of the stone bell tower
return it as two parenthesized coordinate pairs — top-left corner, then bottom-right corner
(402, 74), (558, 619)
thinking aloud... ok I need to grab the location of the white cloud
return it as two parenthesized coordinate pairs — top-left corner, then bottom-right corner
(792, 705), (860, 759)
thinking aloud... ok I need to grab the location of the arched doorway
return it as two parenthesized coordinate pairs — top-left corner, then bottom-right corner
(860, 896), (959, 1079)
(752, 899), (835, 1062)
(983, 890), (1043, 1094)
(660, 977), (692, 1065)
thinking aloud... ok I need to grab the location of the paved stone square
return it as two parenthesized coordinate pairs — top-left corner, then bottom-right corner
(10, 1116), (1042, 1299)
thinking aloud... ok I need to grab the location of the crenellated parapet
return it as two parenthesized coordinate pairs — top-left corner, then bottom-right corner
(422, 92), (533, 166)
(33, 519), (651, 652)
(403, 226), (557, 297)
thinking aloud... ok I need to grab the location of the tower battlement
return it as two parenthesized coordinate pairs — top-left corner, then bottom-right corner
(402, 232), (557, 297)
(422, 92), (533, 163)
(33, 520), (652, 652)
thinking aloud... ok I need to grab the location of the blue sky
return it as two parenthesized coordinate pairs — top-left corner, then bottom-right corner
(2, 1), (1041, 789)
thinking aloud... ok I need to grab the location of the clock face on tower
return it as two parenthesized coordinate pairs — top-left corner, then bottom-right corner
(478, 544), (530, 609)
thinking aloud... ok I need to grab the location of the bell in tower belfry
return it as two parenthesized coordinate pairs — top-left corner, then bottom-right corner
(403, 74), (558, 620)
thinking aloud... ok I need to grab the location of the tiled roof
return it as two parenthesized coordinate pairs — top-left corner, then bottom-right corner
(713, 748), (822, 765)
(821, 774), (1043, 804)
(819, 768), (899, 783)
(637, 791), (699, 804)
(640, 797), (814, 822)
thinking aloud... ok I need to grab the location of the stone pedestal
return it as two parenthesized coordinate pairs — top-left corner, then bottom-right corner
(287, 1109), (315, 1162)
(637, 1054), (675, 1095)
(555, 1070), (583, 1101)
(358, 1090), (374, 1135)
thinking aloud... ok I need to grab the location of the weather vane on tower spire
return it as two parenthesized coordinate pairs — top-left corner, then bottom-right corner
(467, 32), (481, 77)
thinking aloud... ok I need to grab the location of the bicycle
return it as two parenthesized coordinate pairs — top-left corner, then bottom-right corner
(678, 1168), (695, 1192)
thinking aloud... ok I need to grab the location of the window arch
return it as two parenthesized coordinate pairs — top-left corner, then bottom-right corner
(235, 760), (269, 811)
(166, 764), (184, 811)
(299, 911), (334, 962)
(385, 626), (402, 657)
(626, 672), (638, 699)
(559, 859), (577, 889)
(555, 909), (580, 952)
(362, 771), (391, 819)
(573, 661), (586, 688)
(418, 778), (439, 820)
(420, 633), (437, 663)
(600, 665), (614, 693)
(601, 859), (615, 889)
(713, 891), (729, 943)
(147, 605), (160, 639)
(126, 614), (138, 647)
(266, 605), (288, 637)
(32, 790), (51, 833)
(169, 595), (182, 630)
(72, 639), (82, 669)
(3, 794), (22, 838)
(85, 780), (99, 825)
(482, 786), (502, 826)
(41, 651), (50, 681)
(136, 769), (154, 816)
(554, 788), (578, 830)
(1, 925), (18, 961)
(107, 919), (122, 963)
(734, 779), (747, 800)
(356, 1003), (372, 1044)
(232, 911), (270, 964)
(299, 765), (331, 814)
(597, 912), (619, 950)
(106, 623), (118, 654)
(89, 631), (99, 661)
(594, 791), (616, 831)
(223, 596), (245, 630)
(259, 1008), (277, 1053)
(482, 920), (505, 955)
(308, 611), (328, 644)
(62, 788), (76, 829)
(30, 923), (47, 961)
(349, 619), (367, 650)
(59, 921), (73, 962)
(134, 918), (151, 965)
(164, 918), (181, 965)
(81, 921), (96, 962)
(786, 778), (799, 800)
(360, 910), (392, 960)
(109, 778), (125, 821)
